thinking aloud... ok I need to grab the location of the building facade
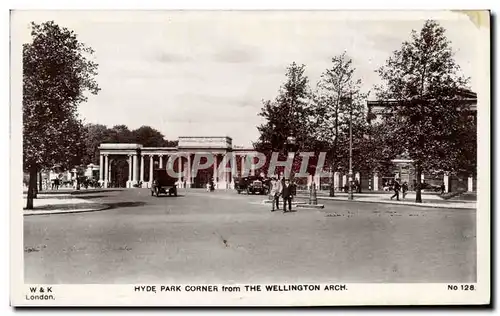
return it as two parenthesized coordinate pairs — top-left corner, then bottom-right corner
(98, 136), (257, 189)
(365, 90), (477, 193)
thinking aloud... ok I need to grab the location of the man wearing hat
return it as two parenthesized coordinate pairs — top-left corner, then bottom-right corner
(269, 176), (282, 212)
(281, 178), (296, 213)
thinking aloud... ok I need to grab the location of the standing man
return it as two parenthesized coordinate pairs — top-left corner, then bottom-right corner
(402, 181), (409, 199)
(390, 178), (401, 201)
(281, 178), (296, 213)
(269, 177), (282, 212)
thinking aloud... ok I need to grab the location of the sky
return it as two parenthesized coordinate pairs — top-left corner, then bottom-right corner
(13, 10), (481, 147)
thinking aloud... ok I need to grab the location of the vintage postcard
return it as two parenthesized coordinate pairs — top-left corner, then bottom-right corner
(10, 10), (490, 306)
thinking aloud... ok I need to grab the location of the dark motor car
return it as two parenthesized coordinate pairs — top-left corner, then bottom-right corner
(151, 169), (177, 197)
(235, 176), (270, 195)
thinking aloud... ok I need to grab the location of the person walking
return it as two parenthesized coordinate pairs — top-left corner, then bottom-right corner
(390, 178), (401, 201)
(281, 178), (296, 213)
(440, 182), (446, 195)
(402, 181), (408, 199)
(269, 177), (282, 212)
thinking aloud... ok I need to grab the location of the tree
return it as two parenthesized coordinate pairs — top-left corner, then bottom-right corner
(104, 125), (134, 143)
(255, 62), (317, 176)
(256, 62), (315, 152)
(82, 123), (109, 165)
(23, 21), (100, 209)
(375, 20), (473, 202)
(132, 125), (169, 147)
(312, 52), (368, 196)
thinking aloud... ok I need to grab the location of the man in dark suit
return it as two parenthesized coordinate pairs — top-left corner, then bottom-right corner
(390, 178), (401, 201)
(281, 178), (296, 212)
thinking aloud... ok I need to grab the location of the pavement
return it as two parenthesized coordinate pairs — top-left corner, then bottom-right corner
(23, 188), (476, 284)
(22, 190), (112, 215)
(296, 191), (477, 210)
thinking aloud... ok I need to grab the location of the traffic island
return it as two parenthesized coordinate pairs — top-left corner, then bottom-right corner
(262, 200), (306, 207)
(296, 203), (324, 209)
(296, 183), (325, 209)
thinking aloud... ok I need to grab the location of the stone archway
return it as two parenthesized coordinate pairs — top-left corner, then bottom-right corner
(110, 158), (129, 188)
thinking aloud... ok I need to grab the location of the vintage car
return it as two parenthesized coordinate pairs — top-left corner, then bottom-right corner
(151, 169), (178, 197)
(234, 176), (270, 195)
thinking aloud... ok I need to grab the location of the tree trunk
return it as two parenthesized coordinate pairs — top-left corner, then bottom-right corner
(26, 165), (38, 209)
(415, 165), (422, 203)
(329, 159), (336, 197)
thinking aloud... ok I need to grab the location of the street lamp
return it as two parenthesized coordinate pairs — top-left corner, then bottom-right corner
(285, 135), (296, 178)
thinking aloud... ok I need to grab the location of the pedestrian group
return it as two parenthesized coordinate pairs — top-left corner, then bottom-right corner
(269, 176), (297, 213)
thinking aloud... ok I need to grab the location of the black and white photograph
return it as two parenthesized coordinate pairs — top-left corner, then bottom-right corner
(10, 9), (490, 306)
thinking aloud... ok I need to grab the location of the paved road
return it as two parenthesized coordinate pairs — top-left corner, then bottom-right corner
(24, 188), (476, 284)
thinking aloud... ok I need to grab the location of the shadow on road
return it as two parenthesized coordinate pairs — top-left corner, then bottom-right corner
(73, 195), (110, 200)
(150, 195), (185, 198)
(105, 201), (147, 210)
(71, 189), (124, 195)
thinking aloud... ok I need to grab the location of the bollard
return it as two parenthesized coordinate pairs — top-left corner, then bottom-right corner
(311, 183), (318, 205)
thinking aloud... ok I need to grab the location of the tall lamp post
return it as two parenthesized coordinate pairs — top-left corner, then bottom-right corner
(285, 136), (296, 178)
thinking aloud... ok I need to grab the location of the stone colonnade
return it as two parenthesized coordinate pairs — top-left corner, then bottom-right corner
(98, 152), (258, 189)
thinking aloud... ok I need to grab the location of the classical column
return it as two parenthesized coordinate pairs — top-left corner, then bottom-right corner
(213, 154), (218, 189)
(231, 154), (237, 189)
(373, 172), (379, 191)
(140, 154), (145, 187)
(99, 154), (104, 182)
(159, 155), (163, 169)
(333, 172), (339, 192)
(177, 156), (182, 188)
(443, 172), (449, 193)
(468, 176), (474, 192)
(186, 154), (191, 188)
(127, 155), (132, 188)
(342, 174), (347, 188)
(240, 155), (245, 177)
(149, 155), (154, 187)
(250, 155), (256, 176)
(219, 154), (226, 189)
(314, 173), (321, 189)
(133, 154), (138, 185)
(104, 155), (109, 188)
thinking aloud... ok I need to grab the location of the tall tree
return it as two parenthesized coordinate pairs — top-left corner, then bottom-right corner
(255, 62), (315, 176)
(23, 21), (100, 209)
(82, 123), (109, 165)
(312, 52), (368, 196)
(256, 62), (315, 151)
(132, 126), (169, 147)
(104, 125), (134, 143)
(376, 20), (474, 202)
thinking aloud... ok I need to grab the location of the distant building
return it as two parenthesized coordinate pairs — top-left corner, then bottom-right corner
(365, 89), (477, 192)
(98, 136), (256, 189)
